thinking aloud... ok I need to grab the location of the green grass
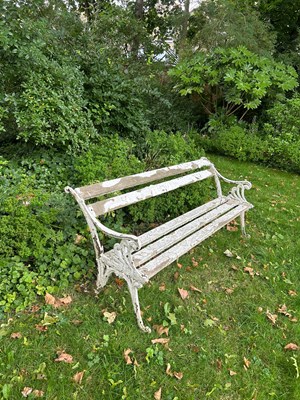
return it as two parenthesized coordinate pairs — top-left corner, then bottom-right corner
(1, 155), (300, 400)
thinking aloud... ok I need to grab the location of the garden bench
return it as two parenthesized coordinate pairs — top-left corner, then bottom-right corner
(65, 157), (253, 332)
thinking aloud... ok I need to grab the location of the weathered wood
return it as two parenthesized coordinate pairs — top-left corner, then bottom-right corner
(139, 204), (251, 279)
(133, 200), (239, 267)
(90, 169), (214, 216)
(76, 158), (213, 200)
(138, 197), (229, 248)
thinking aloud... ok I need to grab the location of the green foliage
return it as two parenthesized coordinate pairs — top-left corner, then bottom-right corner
(199, 122), (300, 173)
(0, 160), (94, 312)
(263, 94), (300, 142)
(188, 0), (276, 57)
(128, 131), (210, 224)
(169, 46), (298, 122)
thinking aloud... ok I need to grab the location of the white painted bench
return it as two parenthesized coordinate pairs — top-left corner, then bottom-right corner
(65, 157), (253, 332)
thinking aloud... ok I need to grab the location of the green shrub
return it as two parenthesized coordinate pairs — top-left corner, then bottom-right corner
(128, 131), (210, 224)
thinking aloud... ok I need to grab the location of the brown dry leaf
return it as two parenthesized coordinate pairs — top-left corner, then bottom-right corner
(173, 271), (179, 280)
(226, 220), (238, 232)
(74, 234), (84, 244)
(266, 310), (278, 325)
(190, 285), (202, 293)
(178, 288), (189, 300)
(278, 304), (292, 318)
(192, 257), (198, 267)
(71, 319), (83, 326)
(35, 324), (48, 332)
(174, 371), (183, 380)
(21, 387), (33, 397)
(290, 317), (298, 323)
(11, 332), (22, 339)
(103, 311), (117, 324)
(284, 343), (300, 351)
(55, 352), (73, 363)
(216, 359), (222, 370)
(177, 263), (183, 269)
(45, 293), (56, 306)
(288, 290), (297, 297)
(154, 387), (162, 400)
(33, 390), (44, 398)
(225, 288), (234, 295)
(151, 338), (170, 348)
(73, 371), (85, 384)
(229, 370), (237, 376)
(115, 277), (124, 288)
(153, 325), (169, 336)
(243, 357), (251, 370)
(59, 295), (72, 305)
(166, 363), (173, 376)
(159, 283), (166, 291)
(124, 349), (133, 365)
(244, 267), (254, 277)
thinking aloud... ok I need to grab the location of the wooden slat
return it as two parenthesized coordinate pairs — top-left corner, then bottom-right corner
(90, 170), (214, 216)
(76, 158), (213, 200)
(133, 201), (238, 267)
(138, 204), (251, 279)
(138, 197), (230, 248)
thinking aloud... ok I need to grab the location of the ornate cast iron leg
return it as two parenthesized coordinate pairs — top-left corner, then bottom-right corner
(240, 211), (250, 238)
(126, 280), (151, 333)
(96, 259), (112, 292)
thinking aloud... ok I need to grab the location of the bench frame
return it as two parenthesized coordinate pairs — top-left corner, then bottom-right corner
(65, 157), (253, 332)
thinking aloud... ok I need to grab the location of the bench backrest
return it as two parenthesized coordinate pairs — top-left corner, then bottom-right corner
(75, 158), (216, 217)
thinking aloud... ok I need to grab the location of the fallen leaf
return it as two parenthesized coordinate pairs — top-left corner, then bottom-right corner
(159, 283), (166, 291)
(74, 234), (84, 244)
(154, 387), (162, 400)
(151, 338), (170, 348)
(71, 319), (83, 326)
(103, 311), (117, 324)
(226, 220), (238, 231)
(192, 257), (198, 267)
(225, 288), (234, 294)
(288, 290), (297, 297)
(284, 343), (300, 351)
(124, 349), (133, 365)
(115, 278), (124, 288)
(204, 319), (215, 327)
(229, 370), (237, 376)
(45, 293), (56, 306)
(216, 359), (222, 370)
(55, 352), (73, 363)
(73, 371), (85, 384)
(244, 267), (254, 277)
(174, 371), (183, 380)
(190, 285), (202, 293)
(35, 324), (48, 332)
(153, 325), (169, 336)
(243, 357), (251, 370)
(166, 363), (173, 376)
(257, 307), (263, 313)
(278, 304), (292, 318)
(178, 288), (189, 300)
(11, 332), (22, 339)
(41, 313), (59, 326)
(33, 390), (44, 397)
(266, 310), (278, 325)
(59, 295), (72, 305)
(21, 387), (33, 397)
(224, 249), (234, 258)
(173, 271), (179, 280)
(177, 263), (183, 269)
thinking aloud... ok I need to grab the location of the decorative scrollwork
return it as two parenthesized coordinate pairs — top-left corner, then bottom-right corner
(99, 240), (148, 289)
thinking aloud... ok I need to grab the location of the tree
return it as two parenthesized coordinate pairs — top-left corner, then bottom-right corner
(169, 46), (298, 121)
(187, 0), (276, 57)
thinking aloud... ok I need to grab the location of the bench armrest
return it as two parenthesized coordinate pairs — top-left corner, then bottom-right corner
(65, 186), (141, 251)
(210, 169), (252, 203)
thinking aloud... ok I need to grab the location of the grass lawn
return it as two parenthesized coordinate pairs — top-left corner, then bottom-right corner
(1, 154), (300, 400)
